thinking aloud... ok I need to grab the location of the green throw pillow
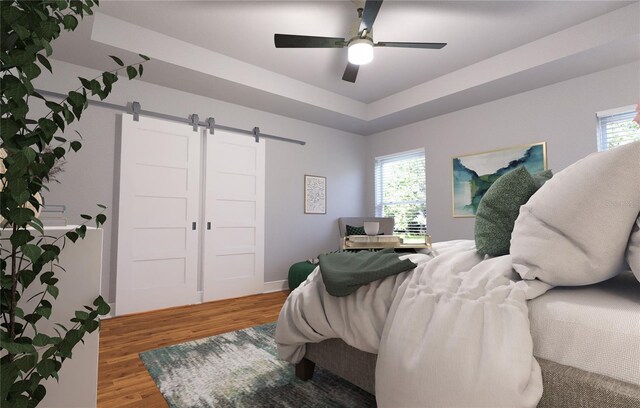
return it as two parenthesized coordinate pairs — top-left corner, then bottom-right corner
(475, 167), (552, 256)
(346, 225), (366, 236)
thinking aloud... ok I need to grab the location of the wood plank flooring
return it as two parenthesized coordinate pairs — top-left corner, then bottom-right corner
(97, 291), (289, 408)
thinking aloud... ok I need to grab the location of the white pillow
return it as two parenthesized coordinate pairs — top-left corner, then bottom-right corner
(511, 141), (640, 286)
(628, 215), (640, 283)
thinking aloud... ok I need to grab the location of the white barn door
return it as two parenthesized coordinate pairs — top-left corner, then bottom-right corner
(116, 115), (201, 315)
(203, 130), (265, 301)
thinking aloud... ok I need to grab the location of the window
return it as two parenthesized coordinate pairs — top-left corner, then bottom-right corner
(596, 107), (640, 151)
(374, 149), (426, 242)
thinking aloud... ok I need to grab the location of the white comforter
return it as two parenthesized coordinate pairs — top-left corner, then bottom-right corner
(276, 240), (552, 407)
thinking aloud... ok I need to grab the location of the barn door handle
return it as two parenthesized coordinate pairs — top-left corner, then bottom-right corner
(207, 222), (211, 230)
(192, 222), (197, 230)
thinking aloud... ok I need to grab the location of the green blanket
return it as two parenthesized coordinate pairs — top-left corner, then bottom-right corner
(319, 249), (418, 297)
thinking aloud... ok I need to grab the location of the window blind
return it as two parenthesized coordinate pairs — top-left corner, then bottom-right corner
(596, 110), (640, 151)
(374, 149), (426, 240)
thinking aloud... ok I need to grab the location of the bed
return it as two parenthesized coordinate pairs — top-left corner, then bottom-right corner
(277, 142), (640, 407)
(295, 271), (640, 407)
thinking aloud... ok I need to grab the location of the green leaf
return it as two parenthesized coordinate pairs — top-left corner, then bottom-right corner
(80, 214), (92, 220)
(109, 55), (124, 66)
(35, 305), (52, 319)
(75, 310), (89, 321)
(97, 204), (107, 209)
(126, 65), (137, 79)
(18, 269), (36, 287)
(41, 244), (61, 256)
(96, 213), (107, 226)
(12, 24), (30, 40)
(77, 225), (87, 238)
(47, 285), (59, 299)
(67, 91), (85, 108)
(52, 113), (65, 130)
(37, 53), (53, 73)
(33, 384), (47, 403)
(36, 359), (57, 378)
(139, 54), (150, 61)
(10, 208), (35, 226)
(53, 146), (65, 158)
(79, 77), (92, 89)
(14, 354), (37, 373)
(70, 140), (82, 152)
(10, 230), (34, 247)
(40, 271), (54, 285)
(54, 323), (69, 333)
(0, 361), (20, 401)
(65, 231), (79, 243)
(22, 63), (42, 80)
(0, 340), (36, 355)
(1, 117), (19, 139)
(102, 71), (118, 86)
(28, 218), (45, 235)
(84, 319), (100, 333)
(66, 329), (83, 346)
(32, 333), (51, 347)
(45, 101), (63, 113)
(62, 15), (78, 30)
(89, 79), (101, 95)
(138, 64), (143, 77)
(93, 295), (111, 315)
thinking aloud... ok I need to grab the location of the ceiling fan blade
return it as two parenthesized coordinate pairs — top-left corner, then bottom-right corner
(359, 0), (383, 32)
(342, 63), (359, 83)
(375, 42), (447, 49)
(274, 34), (346, 48)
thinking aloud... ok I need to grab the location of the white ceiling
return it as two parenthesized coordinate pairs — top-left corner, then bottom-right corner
(49, 0), (640, 134)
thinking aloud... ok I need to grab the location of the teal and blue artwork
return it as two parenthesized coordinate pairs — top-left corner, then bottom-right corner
(452, 142), (547, 217)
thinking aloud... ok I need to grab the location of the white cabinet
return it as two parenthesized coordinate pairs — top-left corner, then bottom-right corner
(116, 115), (265, 315)
(20, 227), (103, 408)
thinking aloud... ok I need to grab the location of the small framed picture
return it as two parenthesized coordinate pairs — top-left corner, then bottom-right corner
(304, 175), (326, 214)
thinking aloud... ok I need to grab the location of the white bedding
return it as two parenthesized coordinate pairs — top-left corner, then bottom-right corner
(277, 240), (552, 407)
(529, 271), (640, 385)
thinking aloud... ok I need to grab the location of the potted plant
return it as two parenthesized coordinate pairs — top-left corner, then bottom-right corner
(1, 1), (148, 405)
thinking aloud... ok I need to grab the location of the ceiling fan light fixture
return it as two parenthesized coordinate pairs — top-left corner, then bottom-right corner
(348, 38), (374, 65)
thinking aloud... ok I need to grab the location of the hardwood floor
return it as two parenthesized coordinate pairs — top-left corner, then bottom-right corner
(97, 291), (289, 408)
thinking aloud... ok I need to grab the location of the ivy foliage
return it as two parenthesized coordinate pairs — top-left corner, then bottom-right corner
(1, 1), (148, 406)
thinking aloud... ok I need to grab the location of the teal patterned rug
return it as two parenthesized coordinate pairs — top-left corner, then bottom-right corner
(139, 323), (376, 408)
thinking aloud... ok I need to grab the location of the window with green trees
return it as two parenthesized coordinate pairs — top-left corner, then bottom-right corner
(374, 149), (426, 243)
(597, 108), (640, 151)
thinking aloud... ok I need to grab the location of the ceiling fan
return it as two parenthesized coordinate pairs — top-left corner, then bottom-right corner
(274, 0), (447, 83)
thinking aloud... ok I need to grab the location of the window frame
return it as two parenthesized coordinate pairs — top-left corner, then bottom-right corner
(374, 148), (426, 235)
(596, 105), (640, 152)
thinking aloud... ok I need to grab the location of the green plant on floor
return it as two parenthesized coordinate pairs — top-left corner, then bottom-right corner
(1, 1), (148, 406)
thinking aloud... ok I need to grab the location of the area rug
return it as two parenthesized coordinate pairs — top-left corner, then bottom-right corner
(139, 322), (376, 408)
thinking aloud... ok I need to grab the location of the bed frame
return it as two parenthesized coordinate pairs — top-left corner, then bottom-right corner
(296, 338), (640, 407)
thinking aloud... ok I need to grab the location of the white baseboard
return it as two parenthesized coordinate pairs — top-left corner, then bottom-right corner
(263, 279), (288, 293)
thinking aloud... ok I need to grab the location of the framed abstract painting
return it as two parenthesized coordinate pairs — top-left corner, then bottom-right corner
(304, 175), (326, 214)
(452, 142), (547, 217)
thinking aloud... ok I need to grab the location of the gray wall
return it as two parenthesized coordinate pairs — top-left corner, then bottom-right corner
(365, 62), (640, 241)
(34, 60), (367, 303)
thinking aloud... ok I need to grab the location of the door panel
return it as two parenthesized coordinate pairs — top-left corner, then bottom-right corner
(116, 114), (200, 315)
(203, 130), (265, 301)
